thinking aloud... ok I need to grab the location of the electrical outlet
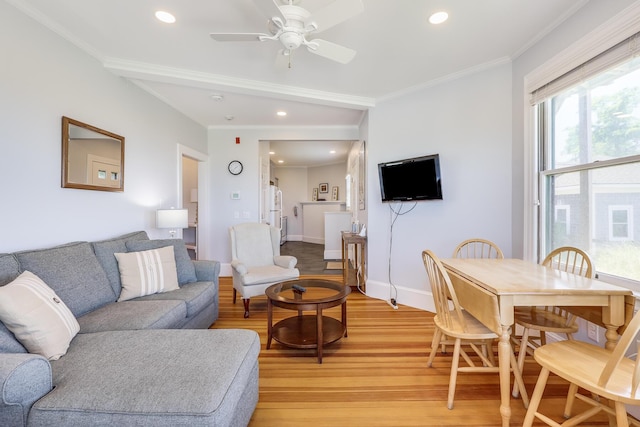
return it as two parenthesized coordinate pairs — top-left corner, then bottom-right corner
(587, 322), (599, 342)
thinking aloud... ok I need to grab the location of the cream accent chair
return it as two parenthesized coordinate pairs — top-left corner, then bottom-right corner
(229, 223), (299, 318)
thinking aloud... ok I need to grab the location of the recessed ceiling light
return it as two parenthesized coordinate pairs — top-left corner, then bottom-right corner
(278, 160), (284, 163)
(429, 11), (448, 25)
(269, 151), (275, 155)
(330, 150), (336, 154)
(155, 11), (176, 24)
(276, 111), (287, 117)
(225, 115), (234, 121)
(210, 94), (224, 101)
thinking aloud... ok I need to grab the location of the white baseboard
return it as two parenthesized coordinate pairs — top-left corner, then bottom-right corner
(324, 249), (342, 259)
(365, 279), (435, 312)
(303, 236), (324, 245)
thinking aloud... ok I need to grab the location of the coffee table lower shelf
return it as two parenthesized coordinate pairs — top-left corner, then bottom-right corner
(271, 315), (345, 349)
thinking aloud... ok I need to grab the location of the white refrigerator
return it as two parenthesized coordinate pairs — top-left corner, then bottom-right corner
(267, 185), (282, 229)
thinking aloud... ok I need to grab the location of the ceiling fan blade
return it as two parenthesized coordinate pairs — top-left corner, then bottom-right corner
(306, 39), (356, 64)
(251, 0), (286, 22)
(209, 33), (268, 42)
(306, 0), (363, 33)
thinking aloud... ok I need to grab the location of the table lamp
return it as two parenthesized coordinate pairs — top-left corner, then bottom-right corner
(156, 208), (188, 238)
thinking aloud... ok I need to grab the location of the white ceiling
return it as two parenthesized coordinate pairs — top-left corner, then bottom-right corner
(8, 0), (588, 166)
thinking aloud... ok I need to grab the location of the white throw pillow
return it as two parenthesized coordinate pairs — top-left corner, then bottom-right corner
(115, 245), (180, 302)
(0, 271), (80, 360)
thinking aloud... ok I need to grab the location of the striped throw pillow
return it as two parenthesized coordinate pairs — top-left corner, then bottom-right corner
(0, 271), (80, 360)
(114, 245), (179, 302)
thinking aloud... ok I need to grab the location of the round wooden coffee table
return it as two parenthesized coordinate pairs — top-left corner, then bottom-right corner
(266, 279), (350, 364)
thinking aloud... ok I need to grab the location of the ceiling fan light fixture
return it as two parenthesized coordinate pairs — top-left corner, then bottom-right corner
(429, 11), (448, 25)
(279, 31), (303, 50)
(155, 10), (176, 24)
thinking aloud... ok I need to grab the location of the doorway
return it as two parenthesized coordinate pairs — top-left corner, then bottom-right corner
(179, 144), (208, 260)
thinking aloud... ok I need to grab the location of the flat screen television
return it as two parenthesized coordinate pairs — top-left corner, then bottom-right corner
(378, 154), (443, 202)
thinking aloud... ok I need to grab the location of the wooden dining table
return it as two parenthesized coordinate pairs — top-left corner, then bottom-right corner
(440, 258), (632, 427)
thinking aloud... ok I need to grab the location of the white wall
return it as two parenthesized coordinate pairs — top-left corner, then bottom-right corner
(366, 64), (513, 309)
(0, 2), (207, 252)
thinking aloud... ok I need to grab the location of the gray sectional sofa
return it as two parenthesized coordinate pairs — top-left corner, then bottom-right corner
(0, 231), (260, 426)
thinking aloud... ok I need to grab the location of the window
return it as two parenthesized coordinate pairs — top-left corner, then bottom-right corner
(609, 205), (633, 241)
(535, 40), (640, 286)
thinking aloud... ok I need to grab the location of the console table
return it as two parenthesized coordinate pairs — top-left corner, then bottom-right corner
(341, 231), (366, 292)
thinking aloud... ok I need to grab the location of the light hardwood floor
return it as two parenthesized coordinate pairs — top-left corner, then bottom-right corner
(211, 276), (612, 426)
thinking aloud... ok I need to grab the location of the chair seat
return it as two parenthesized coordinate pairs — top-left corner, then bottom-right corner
(534, 340), (639, 404)
(434, 310), (498, 340)
(241, 265), (299, 286)
(514, 308), (579, 333)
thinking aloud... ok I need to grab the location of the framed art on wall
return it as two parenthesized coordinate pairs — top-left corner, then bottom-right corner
(319, 183), (328, 193)
(312, 188), (318, 201)
(332, 186), (338, 201)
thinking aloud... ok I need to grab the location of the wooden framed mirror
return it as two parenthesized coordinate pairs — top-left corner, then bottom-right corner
(62, 116), (125, 192)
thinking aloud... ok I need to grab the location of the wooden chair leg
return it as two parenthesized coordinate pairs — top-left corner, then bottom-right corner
(513, 327), (530, 398)
(523, 367), (550, 427)
(563, 383), (579, 418)
(233, 288), (237, 303)
(615, 401), (630, 427)
(427, 329), (442, 367)
(243, 298), (250, 318)
(447, 338), (462, 410)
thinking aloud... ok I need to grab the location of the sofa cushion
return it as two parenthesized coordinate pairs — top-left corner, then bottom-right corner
(0, 253), (26, 353)
(134, 281), (217, 318)
(114, 246), (180, 302)
(77, 300), (187, 333)
(15, 242), (116, 317)
(30, 329), (260, 426)
(92, 231), (149, 295)
(0, 253), (20, 286)
(126, 239), (197, 285)
(0, 271), (79, 360)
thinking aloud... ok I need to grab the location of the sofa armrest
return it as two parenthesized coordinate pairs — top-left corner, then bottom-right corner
(274, 255), (297, 269)
(192, 260), (220, 285)
(230, 259), (247, 275)
(0, 353), (52, 426)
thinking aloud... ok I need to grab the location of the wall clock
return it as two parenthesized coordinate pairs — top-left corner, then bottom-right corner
(228, 160), (243, 175)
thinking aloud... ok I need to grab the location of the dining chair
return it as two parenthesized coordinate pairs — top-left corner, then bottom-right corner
(512, 246), (595, 397)
(452, 238), (504, 259)
(523, 309), (640, 427)
(422, 250), (529, 410)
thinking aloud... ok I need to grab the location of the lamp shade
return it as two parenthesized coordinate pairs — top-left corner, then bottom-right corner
(156, 209), (188, 229)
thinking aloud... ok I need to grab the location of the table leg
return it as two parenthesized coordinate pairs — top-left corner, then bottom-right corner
(317, 307), (324, 364)
(498, 325), (511, 427)
(267, 299), (273, 350)
(342, 238), (347, 285)
(342, 301), (348, 338)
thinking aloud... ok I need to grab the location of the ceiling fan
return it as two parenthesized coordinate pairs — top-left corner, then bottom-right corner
(210, 0), (363, 65)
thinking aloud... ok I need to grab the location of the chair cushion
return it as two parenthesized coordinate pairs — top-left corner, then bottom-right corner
(233, 224), (275, 268)
(114, 246), (180, 302)
(126, 239), (197, 285)
(0, 271), (79, 360)
(241, 265), (299, 286)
